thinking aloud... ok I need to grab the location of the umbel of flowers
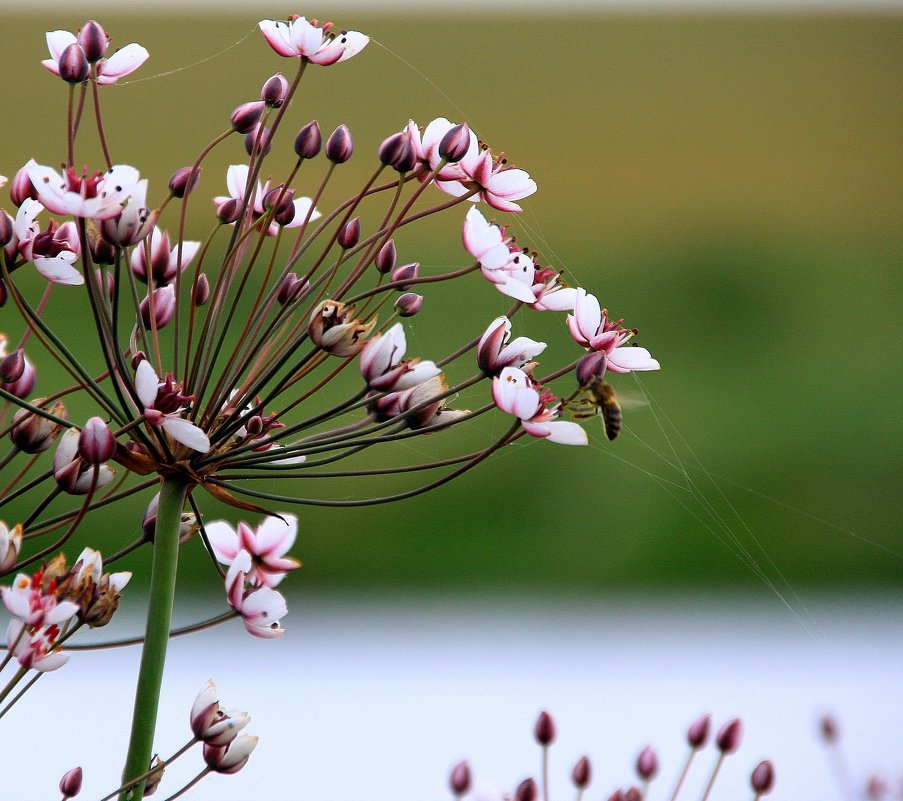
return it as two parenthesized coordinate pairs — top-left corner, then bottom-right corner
(0, 14), (659, 799)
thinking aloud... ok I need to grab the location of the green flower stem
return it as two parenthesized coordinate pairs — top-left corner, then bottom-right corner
(119, 476), (188, 800)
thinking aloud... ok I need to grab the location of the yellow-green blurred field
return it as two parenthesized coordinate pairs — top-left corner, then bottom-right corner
(1, 11), (901, 596)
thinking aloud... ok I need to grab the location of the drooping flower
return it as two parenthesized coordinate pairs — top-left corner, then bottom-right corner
(206, 515), (300, 588)
(359, 323), (441, 392)
(259, 16), (368, 65)
(135, 360), (210, 452)
(26, 163), (142, 220)
(42, 28), (148, 85)
(492, 367), (587, 446)
(224, 550), (288, 639)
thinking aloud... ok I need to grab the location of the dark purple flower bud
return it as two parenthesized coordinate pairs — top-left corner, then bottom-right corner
(0, 349), (25, 383)
(59, 766), (83, 798)
(375, 240), (396, 274)
(534, 710), (556, 746)
(624, 788), (641, 801)
(59, 43), (90, 84)
(515, 778), (537, 801)
(245, 415), (264, 437)
(261, 72), (289, 107)
(2, 353), (35, 398)
(10, 401), (67, 453)
(449, 761), (471, 796)
(230, 101), (266, 134)
(819, 714), (838, 743)
(395, 293), (422, 317)
(0, 280), (6, 308)
(77, 20), (107, 62)
(337, 217), (360, 249)
(264, 186), (295, 220)
(866, 775), (888, 800)
(379, 131), (415, 172)
(168, 166), (201, 199)
(687, 714), (710, 749)
(294, 120), (322, 160)
(439, 122), (471, 163)
(571, 756), (591, 789)
(131, 351), (146, 370)
(277, 273), (301, 305)
(140, 285), (176, 329)
(635, 746), (658, 781)
(751, 761), (775, 795)
(78, 417), (115, 464)
(216, 198), (242, 225)
(391, 262), (419, 290)
(326, 124), (354, 164)
(245, 123), (272, 158)
(576, 351), (607, 385)
(0, 211), (14, 246)
(194, 274), (210, 306)
(91, 235), (117, 265)
(607, 792), (625, 801)
(10, 167), (38, 207)
(716, 718), (742, 754)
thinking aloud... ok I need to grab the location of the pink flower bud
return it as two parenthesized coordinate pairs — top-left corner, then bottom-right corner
(390, 262), (419, 290)
(0, 211), (14, 246)
(168, 166), (201, 199)
(91, 234), (117, 264)
(687, 714), (710, 748)
(439, 122), (471, 163)
(58, 43), (90, 84)
(515, 778), (537, 801)
(394, 293), (422, 317)
(326, 124), (353, 163)
(751, 761), (775, 795)
(230, 101), (266, 134)
(216, 198), (242, 225)
(78, 417), (116, 464)
(608, 791), (625, 801)
(244, 123), (273, 158)
(59, 766), (83, 798)
(819, 714), (838, 743)
(716, 718), (742, 754)
(1, 349), (25, 383)
(194, 274), (210, 306)
(576, 351), (607, 385)
(77, 20), (107, 62)
(449, 761), (471, 796)
(263, 185), (295, 219)
(379, 131), (416, 172)
(294, 121), (322, 160)
(571, 756), (591, 789)
(2, 353), (35, 399)
(261, 73), (289, 107)
(534, 710), (556, 746)
(337, 217), (360, 249)
(375, 239), (396, 274)
(203, 735), (258, 775)
(277, 273), (306, 305)
(624, 788), (641, 801)
(140, 285), (176, 329)
(636, 746), (658, 781)
(10, 401), (67, 453)
(10, 166), (38, 206)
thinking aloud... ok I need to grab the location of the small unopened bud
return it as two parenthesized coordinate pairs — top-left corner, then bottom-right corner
(687, 714), (710, 749)
(140, 285), (176, 329)
(394, 293), (423, 317)
(264, 186), (295, 220)
(866, 775), (888, 800)
(203, 735), (258, 775)
(571, 756), (591, 790)
(194, 274), (210, 306)
(91, 233), (117, 265)
(751, 761), (775, 795)
(636, 746), (658, 781)
(391, 262), (419, 290)
(0, 522), (23, 573)
(78, 417), (116, 464)
(0, 349), (25, 383)
(375, 239), (396, 274)
(245, 123), (272, 158)
(294, 120), (322, 160)
(216, 198), (242, 225)
(819, 714), (838, 743)
(0, 211), (14, 246)
(515, 778), (537, 801)
(59, 43), (90, 84)
(326, 124), (354, 163)
(607, 792), (625, 801)
(534, 710), (556, 746)
(337, 217), (360, 249)
(245, 415), (264, 437)
(230, 101), (265, 134)
(59, 766), (83, 798)
(379, 131), (415, 172)
(260, 72), (289, 107)
(77, 20), (107, 62)
(10, 166), (38, 207)
(623, 788), (642, 801)
(449, 760), (471, 796)
(439, 122), (471, 163)
(576, 351), (607, 386)
(1, 353), (35, 398)
(716, 718), (742, 754)
(168, 166), (201, 199)
(10, 401), (66, 453)
(143, 756), (165, 796)
(277, 273), (306, 305)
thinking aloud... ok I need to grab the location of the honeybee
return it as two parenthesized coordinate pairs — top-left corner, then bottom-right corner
(571, 376), (622, 441)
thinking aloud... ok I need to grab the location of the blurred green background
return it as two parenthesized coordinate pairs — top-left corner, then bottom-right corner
(1, 10), (901, 599)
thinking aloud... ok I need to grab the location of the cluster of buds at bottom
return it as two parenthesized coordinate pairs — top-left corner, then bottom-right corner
(818, 713), (901, 801)
(448, 711), (774, 801)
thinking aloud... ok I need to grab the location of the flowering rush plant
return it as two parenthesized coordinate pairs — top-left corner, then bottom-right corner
(0, 14), (660, 799)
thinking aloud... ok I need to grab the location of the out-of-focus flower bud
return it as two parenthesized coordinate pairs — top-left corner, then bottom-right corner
(10, 166), (38, 207)
(624, 787), (642, 801)
(203, 735), (258, 775)
(78, 417), (116, 464)
(375, 239), (396, 274)
(0, 521), (23, 573)
(244, 123), (272, 158)
(636, 746), (658, 781)
(230, 101), (265, 134)
(0, 211), (14, 246)
(10, 401), (66, 453)
(58, 43), (90, 84)
(687, 714), (710, 749)
(439, 122), (471, 163)
(394, 293), (423, 317)
(608, 791), (625, 801)
(143, 756), (165, 796)
(449, 761), (471, 795)
(325, 124), (353, 163)
(716, 718), (742, 754)
(194, 274), (210, 306)
(515, 778), (537, 801)
(294, 121), (322, 160)
(379, 131), (416, 172)
(337, 217), (360, 249)
(168, 166), (202, 199)
(534, 710), (556, 746)
(59, 766), (83, 798)
(140, 285), (176, 329)
(261, 73), (289, 107)
(308, 300), (375, 358)
(390, 262), (419, 291)
(751, 761), (775, 795)
(819, 714), (838, 743)
(77, 20), (107, 62)
(572, 756), (591, 790)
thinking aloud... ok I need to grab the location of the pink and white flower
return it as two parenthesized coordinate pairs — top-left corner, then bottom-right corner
(130, 227), (200, 286)
(225, 550), (288, 639)
(190, 680), (251, 746)
(259, 17), (368, 65)
(52, 427), (116, 495)
(359, 323), (440, 392)
(135, 360), (210, 452)
(203, 734), (258, 775)
(477, 316), (546, 375)
(26, 163), (142, 220)
(42, 29), (148, 85)
(98, 175), (154, 247)
(206, 514), (300, 588)
(462, 207), (536, 303)
(5, 619), (69, 672)
(567, 289), (660, 373)
(2, 571), (79, 628)
(492, 367), (587, 446)
(14, 198), (82, 285)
